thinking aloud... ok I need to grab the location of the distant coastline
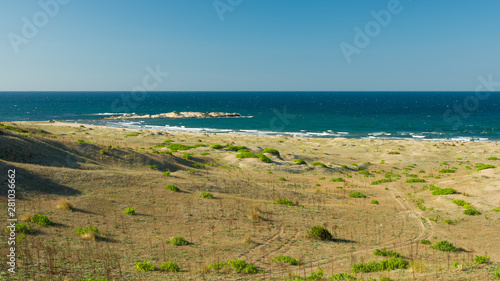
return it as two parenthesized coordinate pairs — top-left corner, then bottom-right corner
(96, 111), (241, 120)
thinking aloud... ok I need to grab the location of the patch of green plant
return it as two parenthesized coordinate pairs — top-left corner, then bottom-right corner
(493, 267), (500, 279)
(319, 177), (325, 180)
(5, 223), (32, 234)
(160, 261), (180, 272)
(200, 192), (213, 199)
(293, 159), (307, 165)
(124, 207), (135, 215)
(210, 144), (223, 149)
(452, 199), (467, 207)
(307, 225), (333, 241)
(388, 151), (400, 155)
(168, 236), (189, 246)
(257, 154), (272, 163)
(329, 177), (344, 182)
(167, 143), (193, 151)
(432, 240), (459, 252)
(439, 169), (456, 173)
(311, 162), (326, 167)
(135, 261), (155, 271)
(406, 178), (426, 183)
(349, 192), (366, 198)
(125, 132), (140, 137)
(99, 149), (107, 155)
(278, 177), (286, 181)
(262, 148), (280, 156)
(271, 255), (301, 266)
(474, 255), (490, 264)
(165, 185), (180, 192)
(146, 165), (158, 170)
(371, 178), (392, 185)
(76, 139), (86, 144)
(226, 259), (263, 274)
(226, 145), (247, 152)
(420, 239), (431, 245)
(352, 257), (409, 273)
(275, 198), (295, 206)
(200, 152), (209, 156)
(329, 273), (359, 280)
(79, 278), (113, 281)
(431, 187), (457, 195)
(236, 152), (256, 159)
(183, 152), (193, 160)
(492, 207), (500, 212)
(163, 139), (174, 143)
(370, 200), (379, 205)
(75, 227), (99, 235)
(373, 247), (402, 258)
(476, 164), (495, 171)
(192, 163), (205, 169)
(31, 213), (52, 227)
(162, 171), (171, 177)
(488, 157), (499, 160)
(464, 208), (480, 216)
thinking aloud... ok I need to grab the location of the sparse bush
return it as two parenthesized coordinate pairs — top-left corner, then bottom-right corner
(307, 225), (333, 241)
(492, 207), (500, 212)
(371, 178), (392, 185)
(452, 199), (467, 207)
(374, 247), (402, 258)
(311, 162), (326, 167)
(439, 169), (455, 173)
(135, 261), (155, 271)
(56, 199), (73, 211)
(211, 144), (223, 149)
(476, 164), (495, 171)
(329, 177), (345, 182)
(488, 157), (499, 160)
(274, 198), (295, 206)
(420, 239), (431, 245)
(5, 223), (32, 234)
(167, 143), (192, 151)
(464, 208), (480, 216)
(200, 152), (209, 156)
(432, 187), (457, 195)
(217, 259), (262, 274)
(77, 139), (85, 144)
(352, 257), (409, 273)
(474, 255), (490, 264)
(168, 236), (189, 246)
(330, 273), (358, 280)
(293, 159), (307, 165)
(257, 154), (272, 163)
(162, 171), (171, 177)
(370, 200), (379, 205)
(271, 255), (301, 265)
(493, 267), (500, 279)
(124, 207), (135, 215)
(165, 185), (180, 192)
(388, 151), (400, 155)
(278, 177), (286, 181)
(31, 213), (52, 227)
(75, 227), (99, 235)
(183, 152), (193, 160)
(99, 149), (107, 155)
(160, 261), (180, 272)
(226, 145), (247, 152)
(262, 148), (280, 156)
(193, 163), (205, 169)
(125, 132), (140, 137)
(433, 240), (459, 252)
(200, 192), (213, 199)
(406, 179), (426, 183)
(147, 165), (158, 170)
(349, 192), (366, 198)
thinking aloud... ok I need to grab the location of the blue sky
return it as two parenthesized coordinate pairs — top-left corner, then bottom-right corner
(1, 0), (500, 91)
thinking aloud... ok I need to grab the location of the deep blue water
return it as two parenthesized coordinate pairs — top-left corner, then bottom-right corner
(1, 91), (500, 141)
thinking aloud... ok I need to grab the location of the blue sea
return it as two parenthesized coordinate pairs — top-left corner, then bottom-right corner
(1, 92), (499, 141)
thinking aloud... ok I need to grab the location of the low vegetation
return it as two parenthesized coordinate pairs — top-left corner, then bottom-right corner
(432, 240), (460, 252)
(307, 225), (333, 241)
(165, 184), (180, 192)
(349, 191), (366, 198)
(293, 159), (307, 165)
(352, 257), (409, 273)
(274, 198), (295, 206)
(374, 247), (402, 258)
(124, 207), (135, 215)
(310, 162), (326, 167)
(432, 187), (457, 195)
(262, 148), (280, 156)
(168, 236), (189, 246)
(271, 255), (301, 266)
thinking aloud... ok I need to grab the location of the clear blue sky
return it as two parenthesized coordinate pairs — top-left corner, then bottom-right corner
(1, 0), (500, 91)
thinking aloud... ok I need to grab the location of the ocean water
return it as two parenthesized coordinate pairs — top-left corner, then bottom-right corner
(1, 91), (499, 141)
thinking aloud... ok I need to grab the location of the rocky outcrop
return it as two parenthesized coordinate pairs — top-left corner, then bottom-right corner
(98, 111), (240, 120)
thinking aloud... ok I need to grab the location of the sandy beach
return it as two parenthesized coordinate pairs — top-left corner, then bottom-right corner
(1, 120), (499, 280)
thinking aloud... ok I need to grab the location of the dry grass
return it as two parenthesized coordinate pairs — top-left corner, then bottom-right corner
(81, 232), (97, 241)
(56, 199), (73, 211)
(20, 213), (33, 222)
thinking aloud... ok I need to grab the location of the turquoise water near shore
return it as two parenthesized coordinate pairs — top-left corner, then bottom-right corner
(1, 91), (499, 141)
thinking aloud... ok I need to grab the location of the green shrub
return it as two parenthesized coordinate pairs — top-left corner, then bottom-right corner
(210, 144), (223, 149)
(278, 177), (286, 181)
(307, 226), (333, 241)
(432, 188), (457, 195)
(226, 145), (247, 152)
(146, 165), (158, 170)
(319, 177), (325, 180)
(124, 207), (135, 215)
(135, 261), (155, 271)
(476, 164), (495, 171)
(488, 157), (499, 160)
(371, 178), (392, 185)
(464, 208), (480, 216)
(493, 267), (500, 279)
(474, 255), (490, 264)
(370, 200), (379, 205)
(5, 223), (32, 234)
(32, 213), (52, 227)
(168, 143), (193, 151)
(165, 185), (180, 192)
(183, 152), (193, 160)
(311, 162), (326, 167)
(439, 169), (455, 173)
(373, 247), (402, 258)
(420, 239), (431, 245)
(236, 152), (256, 159)
(274, 198), (295, 206)
(388, 151), (400, 155)
(406, 178), (426, 183)
(200, 192), (213, 199)
(75, 227), (99, 235)
(226, 259), (263, 274)
(349, 192), (366, 198)
(200, 152), (209, 156)
(79, 278), (112, 281)
(168, 236), (189, 246)
(257, 154), (272, 163)
(329, 177), (345, 182)
(492, 207), (500, 212)
(293, 159), (307, 165)
(99, 149), (107, 155)
(124, 133), (140, 137)
(352, 257), (409, 273)
(77, 139), (86, 144)
(162, 171), (171, 177)
(432, 240), (459, 252)
(271, 255), (301, 266)
(192, 163), (205, 169)
(262, 148), (280, 156)
(160, 261), (180, 272)
(452, 199), (467, 207)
